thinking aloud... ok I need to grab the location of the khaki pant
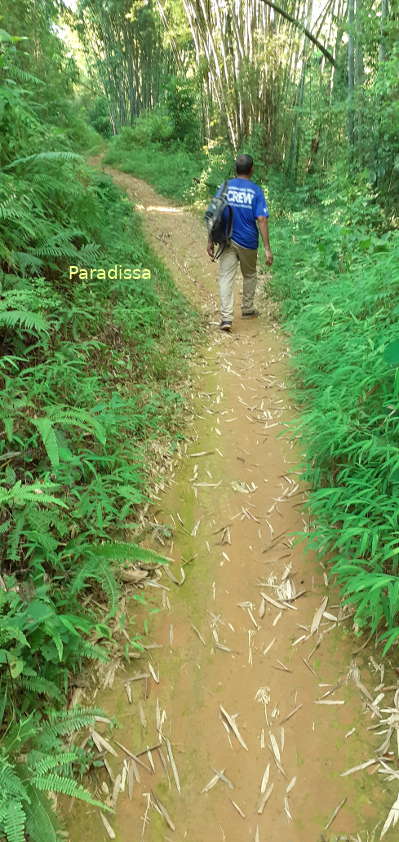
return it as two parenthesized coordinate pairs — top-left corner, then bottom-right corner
(218, 239), (258, 322)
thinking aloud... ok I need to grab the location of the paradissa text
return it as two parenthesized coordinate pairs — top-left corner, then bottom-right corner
(69, 265), (152, 280)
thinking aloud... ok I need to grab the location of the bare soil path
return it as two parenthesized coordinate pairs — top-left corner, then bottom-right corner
(67, 163), (396, 842)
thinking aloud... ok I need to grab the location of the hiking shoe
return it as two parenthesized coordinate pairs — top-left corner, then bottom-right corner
(220, 321), (232, 332)
(242, 309), (260, 318)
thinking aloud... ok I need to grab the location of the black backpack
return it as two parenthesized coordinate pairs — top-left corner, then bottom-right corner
(204, 179), (233, 259)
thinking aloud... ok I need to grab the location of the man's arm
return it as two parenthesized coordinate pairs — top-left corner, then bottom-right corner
(257, 216), (273, 266)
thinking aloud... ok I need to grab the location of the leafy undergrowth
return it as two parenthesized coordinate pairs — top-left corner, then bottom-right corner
(269, 179), (399, 653)
(0, 33), (200, 842)
(105, 123), (205, 202)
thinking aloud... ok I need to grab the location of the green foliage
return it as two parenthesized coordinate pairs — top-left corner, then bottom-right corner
(165, 76), (201, 149)
(269, 189), (399, 650)
(105, 128), (205, 201)
(86, 96), (113, 138)
(0, 708), (110, 842)
(104, 79), (204, 199)
(0, 20), (200, 842)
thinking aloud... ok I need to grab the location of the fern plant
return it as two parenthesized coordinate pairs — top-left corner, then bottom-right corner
(0, 708), (111, 842)
(0, 22), (197, 840)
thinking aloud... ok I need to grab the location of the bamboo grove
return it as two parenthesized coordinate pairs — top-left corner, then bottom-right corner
(71, 0), (398, 201)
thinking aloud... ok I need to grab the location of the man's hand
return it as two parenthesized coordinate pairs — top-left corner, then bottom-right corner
(207, 240), (215, 259)
(257, 217), (273, 267)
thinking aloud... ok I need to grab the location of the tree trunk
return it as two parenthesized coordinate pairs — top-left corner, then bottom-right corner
(347, 0), (355, 149)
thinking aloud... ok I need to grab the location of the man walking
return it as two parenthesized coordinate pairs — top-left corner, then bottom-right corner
(207, 154), (273, 332)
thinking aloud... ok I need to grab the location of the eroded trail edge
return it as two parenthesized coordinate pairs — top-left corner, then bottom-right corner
(68, 164), (396, 842)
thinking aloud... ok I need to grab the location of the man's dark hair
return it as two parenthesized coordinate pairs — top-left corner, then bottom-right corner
(235, 154), (254, 175)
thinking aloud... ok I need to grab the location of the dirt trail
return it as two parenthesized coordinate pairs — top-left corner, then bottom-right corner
(67, 163), (394, 842)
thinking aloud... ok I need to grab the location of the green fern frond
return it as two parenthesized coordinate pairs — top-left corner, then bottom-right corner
(0, 310), (49, 333)
(11, 251), (43, 272)
(93, 541), (167, 565)
(23, 784), (58, 842)
(6, 65), (43, 86)
(0, 201), (26, 222)
(0, 482), (68, 509)
(32, 772), (110, 811)
(78, 638), (107, 661)
(77, 243), (101, 263)
(45, 407), (106, 445)
(31, 753), (80, 778)
(3, 152), (82, 171)
(31, 418), (59, 469)
(19, 676), (62, 702)
(3, 800), (26, 842)
(45, 707), (100, 736)
(32, 242), (80, 259)
(0, 759), (28, 802)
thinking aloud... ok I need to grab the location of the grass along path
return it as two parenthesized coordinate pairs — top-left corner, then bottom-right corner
(66, 162), (398, 842)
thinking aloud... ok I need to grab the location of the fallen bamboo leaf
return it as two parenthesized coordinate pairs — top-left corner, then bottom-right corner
(191, 519), (201, 536)
(201, 772), (219, 793)
(345, 727), (356, 738)
(280, 704), (303, 725)
(381, 792), (399, 838)
(260, 763), (270, 793)
(151, 791), (176, 831)
(341, 759), (377, 776)
(220, 705), (248, 751)
(103, 757), (115, 783)
(90, 730), (118, 757)
(191, 624), (206, 645)
(148, 663), (159, 684)
(315, 700), (345, 705)
(318, 682), (342, 700)
(323, 611), (338, 622)
(302, 657), (317, 677)
(274, 660), (292, 673)
(269, 732), (281, 764)
(125, 672), (150, 683)
(231, 480), (250, 493)
(128, 760), (134, 800)
(324, 797), (347, 830)
(311, 597), (328, 634)
(230, 799), (246, 818)
(113, 740), (151, 773)
(286, 776), (297, 793)
(165, 737), (181, 793)
(257, 782), (274, 814)
(284, 796), (293, 820)
(261, 591), (286, 611)
(119, 565), (149, 584)
(147, 747), (156, 773)
(100, 813), (115, 839)
(131, 757), (141, 782)
(111, 774), (121, 807)
(214, 768), (234, 789)
(215, 642), (233, 653)
(263, 638), (276, 655)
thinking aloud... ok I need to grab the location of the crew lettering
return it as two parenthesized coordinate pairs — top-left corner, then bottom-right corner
(227, 188), (254, 205)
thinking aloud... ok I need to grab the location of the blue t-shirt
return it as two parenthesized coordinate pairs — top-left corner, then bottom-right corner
(220, 177), (269, 250)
